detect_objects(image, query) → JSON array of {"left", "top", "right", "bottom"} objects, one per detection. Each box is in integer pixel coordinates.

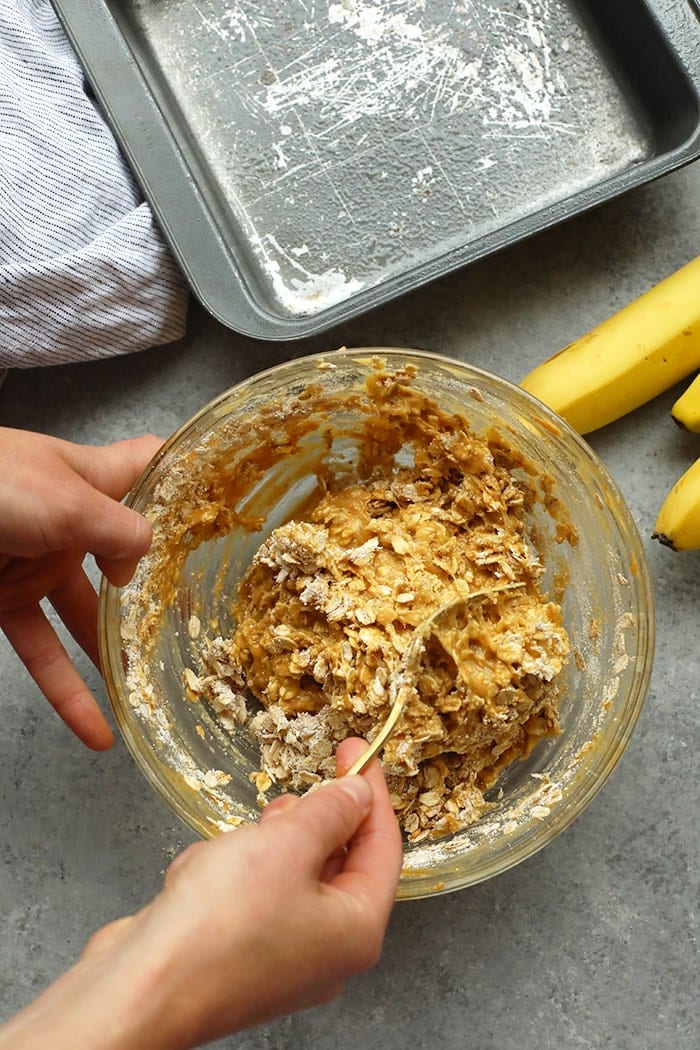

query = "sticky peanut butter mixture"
[{"left": 194, "top": 368, "right": 570, "bottom": 842}]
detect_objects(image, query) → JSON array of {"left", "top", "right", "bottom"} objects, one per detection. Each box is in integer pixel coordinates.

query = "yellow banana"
[
  {"left": 670, "top": 371, "right": 700, "bottom": 433},
  {"left": 520, "top": 255, "right": 700, "bottom": 434},
  {"left": 652, "top": 456, "right": 700, "bottom": 552}
]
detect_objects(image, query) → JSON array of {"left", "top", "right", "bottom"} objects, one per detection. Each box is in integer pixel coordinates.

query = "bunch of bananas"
[{"left": 520, "top": 255, "right": 700, "bottom": 551}]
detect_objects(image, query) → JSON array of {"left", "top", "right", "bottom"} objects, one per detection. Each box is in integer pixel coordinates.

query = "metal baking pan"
[{"left": 53, "top": 0, "right": 700, "bottom": 341}]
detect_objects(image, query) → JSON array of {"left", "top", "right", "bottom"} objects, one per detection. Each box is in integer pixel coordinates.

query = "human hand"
[
  {"left": 0, "top": 739, "right": 403, "bottom": 1049},
  {"left": 0, "top": 427, "right": 161, "bottom": 749}
]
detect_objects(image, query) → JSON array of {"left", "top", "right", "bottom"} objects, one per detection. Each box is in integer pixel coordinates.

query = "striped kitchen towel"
[{"left": 0, "top": 0, "right": 189, "bottom": 368}]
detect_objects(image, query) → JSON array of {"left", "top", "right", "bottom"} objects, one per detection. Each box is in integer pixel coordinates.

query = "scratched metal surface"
[
  {"left": 113, "top": 0, "right": 650, "bottom": 316},
  {"left": 53, "top": 0, "right": 698, "bottom": 336}
]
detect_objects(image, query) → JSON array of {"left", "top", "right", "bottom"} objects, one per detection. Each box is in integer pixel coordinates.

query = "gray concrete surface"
[{"left": 0, "top": 160, "right": 698, "bottom": 1049}]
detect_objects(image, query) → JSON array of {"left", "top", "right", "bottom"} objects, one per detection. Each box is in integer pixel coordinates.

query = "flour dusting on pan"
[{"left": 129, "top": 0, "right": 647, "bottom": 313}]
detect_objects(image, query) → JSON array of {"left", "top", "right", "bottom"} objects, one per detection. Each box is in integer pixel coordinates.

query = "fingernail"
[{"left": 335, "top": 775, "right": 373, "bottom": 808}]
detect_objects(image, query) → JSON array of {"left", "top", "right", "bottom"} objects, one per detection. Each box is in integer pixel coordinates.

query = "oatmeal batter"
[{"left": 196, "top": 368, "right": 570, "bottom": 842}]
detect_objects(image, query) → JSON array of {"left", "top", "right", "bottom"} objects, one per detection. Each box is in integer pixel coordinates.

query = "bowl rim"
[{"left": 99, "top": 346, "right": 655, "bottom": 899}]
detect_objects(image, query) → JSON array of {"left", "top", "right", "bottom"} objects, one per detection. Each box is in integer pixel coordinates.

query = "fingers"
[
  {"left": 49, "top": 565, "right": 100, "bottom": 667},
  {"left": 335, "top": 736, "right": 369, "bottom": 777},
  {"left": 259, "top": 793, "right": 349, "bottom": 883},
  {"left": 277, "top": 776, "right": 374, "bottom": 875},
  {"left": 257, "top": 741, "right": 402, "bottom": 908},
  {"left": 57, "top": 437, "right": 161, "bottom": 580},
  {"left": 95, "top": 545, "right": 150, "bottom": 589},
  {"left": 258, "top": 794, "right": 301, "bottom": 822},
  {"left": 67, "top": 494, "right": 153, "bottom": 583},
  {"left": 258, "top": 751, "right": 401, "bottom": 976},
  {"left": 319, "top": 846, "right": 348, "bottom": 884},
  {"left": 0, "top": 431, "right": 159, "bottom": 567},
  {"left": 331, "top": 737, "right": 403, "bottom": 914},
  {"left": 0, "top": 603, "right": 114, "bottom": 750},
  {"left": 61, "top": 435, "right": 163, "bottom": 502}
]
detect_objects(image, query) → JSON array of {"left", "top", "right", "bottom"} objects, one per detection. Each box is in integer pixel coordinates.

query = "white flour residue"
[
  {"left": 250, "top": 233, "right": 364, "bottom": 313},
  {"left": 186, "top": 3, "right": 250, "bottom": 44},
  {"left": 261, "top": 0, "right": 568, "bottom": 138},
  {"left": 147, "top": 0, "right": 648, "bottom": 316},
  {"left": 271, "top": 142, "right": 289, "bottom": 169},
  {"left": 219, "top": 7, "right": 248, "bottom": 42},
  {"left": 328, "top": 0, "right": 425, "bottom": 43},
  {"left": 412, "top": 166, "right": 436, "bottom": 200}
]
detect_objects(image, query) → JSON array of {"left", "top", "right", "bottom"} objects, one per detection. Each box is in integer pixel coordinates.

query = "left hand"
[{"left": 0, "top": 427, "right": 161, "bottom": 749}]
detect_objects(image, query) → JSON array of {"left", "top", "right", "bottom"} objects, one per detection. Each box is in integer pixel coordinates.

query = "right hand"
[{"left": 0, "top": 739, "right": 403, "bottom": 1050}]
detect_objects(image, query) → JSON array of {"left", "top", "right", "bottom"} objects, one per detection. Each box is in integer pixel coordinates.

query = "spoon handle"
[
  {"left": 344, "top": 680, "right": 412, "bottom": 776},
  {"left": 341, "top": 582, "right": 524, "bottom": 777}
]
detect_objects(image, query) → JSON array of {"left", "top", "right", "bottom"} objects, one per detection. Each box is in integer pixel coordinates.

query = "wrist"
[{"left": 0, "top": 928, "right": 191, "bottom": 1050}]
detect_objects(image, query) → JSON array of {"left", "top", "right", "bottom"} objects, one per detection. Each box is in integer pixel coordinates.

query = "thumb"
[
  {"left": 276, "top": 777, "right": 374, "bottom": 873},
  {"left": 61, "top": 435, "right": 163, "bottom": 502},
  {"left": 61, "top": 439, "right": 160, "bottom": 583},
  {"left": 64, "top": 485, "right": 154, "bottom": 586}
]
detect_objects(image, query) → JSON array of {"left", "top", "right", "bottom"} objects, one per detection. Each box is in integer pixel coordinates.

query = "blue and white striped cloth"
[{"left": 0, "top": 0, "right": 189, "bottom": 368}]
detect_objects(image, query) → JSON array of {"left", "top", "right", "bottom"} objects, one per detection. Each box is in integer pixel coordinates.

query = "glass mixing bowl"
[{"left": 99, "top": 348, "right": 654, "bottom": 900}]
